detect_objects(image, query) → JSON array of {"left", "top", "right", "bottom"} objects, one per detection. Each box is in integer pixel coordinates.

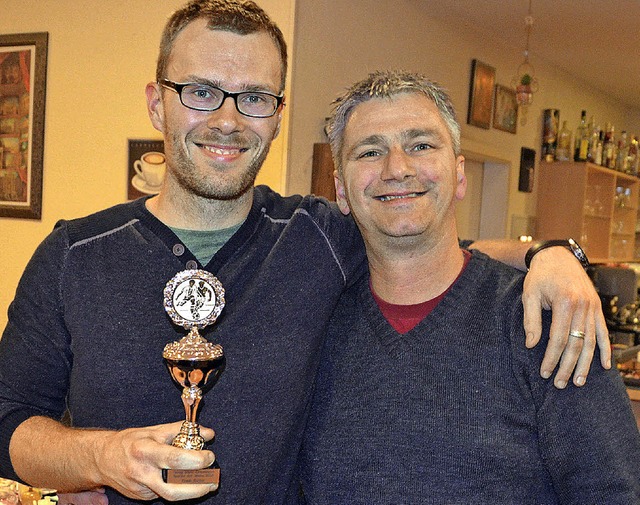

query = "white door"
[
  {"left": 455, "top": 159, "right": 483, "bottom": 241},
  {"left": 455, "top": 158, "right": 510, "bottom": 241}
]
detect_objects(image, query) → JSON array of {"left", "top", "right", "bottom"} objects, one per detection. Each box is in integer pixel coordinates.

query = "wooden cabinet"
[
  {"left": 536, "top": 161, "right": 640, "bottom": 263},
  {"left": 311, "top": 143, "right": 336, "bottom": 201}
]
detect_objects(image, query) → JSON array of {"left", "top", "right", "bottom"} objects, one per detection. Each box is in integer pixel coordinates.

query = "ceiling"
[{"left": 422, "top": 0, "right": 640, "bottom": 109}]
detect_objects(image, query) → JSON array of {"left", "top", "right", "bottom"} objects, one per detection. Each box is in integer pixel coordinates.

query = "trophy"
[{"left": 162, "top": 269, "right": 226, "bottom": 485}]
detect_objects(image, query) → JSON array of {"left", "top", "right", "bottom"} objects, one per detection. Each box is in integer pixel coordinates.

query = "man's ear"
[
  {"left": 334, "top": 170, "right": 351, "bottom": 215},
  {"left": 455, "top": 155, "right": 467, "bottom": 201},
  {"left": 146, "top": 82, "right": 165, "bottom": 133}
]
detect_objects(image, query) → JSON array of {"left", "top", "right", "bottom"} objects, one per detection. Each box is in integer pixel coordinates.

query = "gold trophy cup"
[{"left": 162, "top": 270, "right": 226, "bottom": 485}]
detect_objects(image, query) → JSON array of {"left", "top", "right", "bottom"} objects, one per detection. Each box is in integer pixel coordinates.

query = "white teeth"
[
  {"left": 378, "top": 193, "right": 421, "bottom": 202},
  {"left": 203, "top": 145, "right": 239, "bottom": 155}
]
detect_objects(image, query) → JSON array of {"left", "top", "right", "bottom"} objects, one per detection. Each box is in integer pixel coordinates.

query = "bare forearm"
[
  {"left": 9, "top": 416, "right": 106, "bottom": 492},
  {"left": 9, "top": 416, "right": 217, "bottom": 501},
  {"left": 467, "top": 239, "right": 529, "bottom": 271}
]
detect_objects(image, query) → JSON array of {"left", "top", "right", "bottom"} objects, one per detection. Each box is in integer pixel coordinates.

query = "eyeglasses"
[{"left": 159, "top": 79, "right": 284, "bottom": 118}]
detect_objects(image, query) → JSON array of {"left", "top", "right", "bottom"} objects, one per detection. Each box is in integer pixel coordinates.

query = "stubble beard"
[{"left": 166, "top": 128, "right": 271, "bottom": 201}]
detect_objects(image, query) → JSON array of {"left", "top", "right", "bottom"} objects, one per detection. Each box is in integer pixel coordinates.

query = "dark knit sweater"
[
  {"left": 299, "top": 252, "right": 640, "bottom": 504},
  {"left": 0, "top": 186, "right": 365, "bottom": 505}
]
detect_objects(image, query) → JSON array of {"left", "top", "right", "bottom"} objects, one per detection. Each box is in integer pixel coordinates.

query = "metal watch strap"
[{"left": 524, "top": 238, "right": 590, "bottom": 270}]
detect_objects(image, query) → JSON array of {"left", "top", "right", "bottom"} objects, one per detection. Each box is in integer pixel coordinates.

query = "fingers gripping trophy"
[{"left": 162, "top": 269, "right": 226, "bottom": 485}]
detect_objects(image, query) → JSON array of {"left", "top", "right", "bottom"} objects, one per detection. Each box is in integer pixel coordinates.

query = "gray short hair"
[{"left": 326, "top": 70, "right": 461, "bottom": 171}]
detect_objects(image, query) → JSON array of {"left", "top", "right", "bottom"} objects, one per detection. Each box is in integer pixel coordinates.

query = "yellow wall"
[{"left": 0, "top": 0, "right": 295, "bottom": 330}]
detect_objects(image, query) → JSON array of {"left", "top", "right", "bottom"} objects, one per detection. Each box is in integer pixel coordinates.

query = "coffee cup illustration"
[{"left": 134, "top": 151, "right": 166, "bottom": 188}]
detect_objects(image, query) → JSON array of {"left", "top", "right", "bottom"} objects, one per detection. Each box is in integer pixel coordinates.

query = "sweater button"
[
  {"left": 186, "top": 260, "right": 198, "bottom": 270},
  {"left": 172, "top": 244, "right": 185, "bottom": 256}
]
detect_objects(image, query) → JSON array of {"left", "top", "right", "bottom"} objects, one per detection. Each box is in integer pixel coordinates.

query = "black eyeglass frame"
[{"left": 159, "top": 79, "right": 284, "bottom": 118}]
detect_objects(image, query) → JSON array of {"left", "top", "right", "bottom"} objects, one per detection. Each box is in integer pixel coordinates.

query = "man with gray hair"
[{"left": 299, "top": 70, "right": 640, "bottom": 503}]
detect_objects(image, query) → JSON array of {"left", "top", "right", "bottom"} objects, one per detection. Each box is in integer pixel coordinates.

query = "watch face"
[
  {"left": 568, "top": 238, "right": 589, "bottom": 267},
  {"left": 164, "top": 270, "right": 225, "bottom": 329}
]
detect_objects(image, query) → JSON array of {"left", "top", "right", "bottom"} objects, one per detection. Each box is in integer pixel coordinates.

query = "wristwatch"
[{"left": 524, "top": 238, "right": 590, "bottom": 270}]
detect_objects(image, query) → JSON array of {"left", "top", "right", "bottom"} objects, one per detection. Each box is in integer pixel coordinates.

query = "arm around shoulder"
[
  {"left": 466, "top": 238, "right": 529, "bottom": 270},
  {"left": 468, "top": 237, "right": 610, "bottom": 387}
]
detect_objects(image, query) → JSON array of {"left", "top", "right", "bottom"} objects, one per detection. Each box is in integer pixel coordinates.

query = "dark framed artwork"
[
  {"left": 518, "top": 147, "right": 536, "bottom": 193},
  {"left": 0, "top": 32, "right": 48, "bottom": 219},
  {"left": 127, "top": 139, "right": 165, "bottom": 200},
  {"left": 467, "top": 59, "right": 495, "bottom": 129},
  {"left": 493, "top": 84, "right": 518, "bottom": 134}
]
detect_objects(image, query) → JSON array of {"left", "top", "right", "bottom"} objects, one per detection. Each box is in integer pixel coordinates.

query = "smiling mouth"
[
  {"left": 199, "top": 144, "right": 249, "bottom": 155},
  {"left": 376, "top": 192, "right": 426, "bottom": 202}
]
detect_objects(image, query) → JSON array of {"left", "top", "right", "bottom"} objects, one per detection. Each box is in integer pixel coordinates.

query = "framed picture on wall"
[
  {"left": 127, "top": 139, "right": 165, "bottom": 200},
  {"left": 0, "top": 32, "right": 48, "bottom": 219},
  {"left": 493, "top": 84, "right": 518, "bottom": 134},
  {"left": 467, "top": 59, "right": 495, "bottom": 129}
]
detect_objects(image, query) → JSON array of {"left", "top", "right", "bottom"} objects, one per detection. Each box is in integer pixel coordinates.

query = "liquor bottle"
[
  {"left": 555, "top": 120, "right": 572, "bottom": 161},
  {"left": 594, "top": 130, "right": 604, "bottom": 165},
  {"left": 573, "top": 110, "right": 589, "bottom": 161},
  {"left": 628, "top": 135, "right": 639, "bottom": 176},
  {"left": 587, "top": 125, "right": 601, "bottom": 163},
  {"left": 616, "top": 131, "right": 629, "bottom": 172},
  {"left": 587, "top": 115, "right": 595, "bottom": 143},
  {"left": 542, "top": 109, "right": 559, "bottom": 162},
  {"left": 603, "top": 123, "right": 616, "bottom": 169}
]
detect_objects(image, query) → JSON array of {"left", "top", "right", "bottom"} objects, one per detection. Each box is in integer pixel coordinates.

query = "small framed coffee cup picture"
[{"left": 127, "top": 139, "right": 165, "bottom": 200}]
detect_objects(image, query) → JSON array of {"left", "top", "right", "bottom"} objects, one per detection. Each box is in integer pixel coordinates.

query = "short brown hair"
[{"left": 156, "top": 0, "right": 288, "bottom": 92}]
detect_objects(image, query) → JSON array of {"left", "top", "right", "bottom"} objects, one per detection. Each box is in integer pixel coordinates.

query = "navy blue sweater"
[
  {"left": 0, "top": 186, "right": 365, "bottom": 504},
  {"left": 300, "top": 252, "right": 640, "bottom": 504}
]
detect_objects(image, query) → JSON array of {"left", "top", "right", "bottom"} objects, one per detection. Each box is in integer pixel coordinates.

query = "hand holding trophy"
[{"left": 162, "top": 270, "right": 226, "bottom": 486}]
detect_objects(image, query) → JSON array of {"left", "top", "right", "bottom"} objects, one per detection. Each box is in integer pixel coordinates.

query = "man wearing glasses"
[{"left": 0, "top": 1, "right": 610, "bottom": 504}]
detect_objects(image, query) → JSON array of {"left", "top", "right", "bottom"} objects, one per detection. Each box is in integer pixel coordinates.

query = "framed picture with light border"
[
  {"left": 467, "top": 59, "right": 495, "bottom": 129},
  {"left": 0, "top": 32, "right": 48, "bottom": 219},
  {"left": 493, "top": 84, "right": 518, "bottom": 134}
]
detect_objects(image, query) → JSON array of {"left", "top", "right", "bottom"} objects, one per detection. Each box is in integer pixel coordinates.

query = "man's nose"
[
  {"left": 205, "top": 96, "right": 243, "bottom": 134},
  {"left": 381, "top": 148, "right": 416, "bottom": 181}
]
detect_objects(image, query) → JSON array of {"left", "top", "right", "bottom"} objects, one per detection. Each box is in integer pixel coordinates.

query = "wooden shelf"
[{"left": 537, "top": 161, "right": 640, "bottom": 262}]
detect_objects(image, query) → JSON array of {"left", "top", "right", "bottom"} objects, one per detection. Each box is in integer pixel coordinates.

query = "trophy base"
[{"left": 162, "top": 463, "right": 220, "bottom": 486}]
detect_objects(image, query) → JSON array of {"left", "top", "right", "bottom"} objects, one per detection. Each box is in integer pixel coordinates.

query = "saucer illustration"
[{"left": 131, "top": 174, "right": 162, "bottom": 195}]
